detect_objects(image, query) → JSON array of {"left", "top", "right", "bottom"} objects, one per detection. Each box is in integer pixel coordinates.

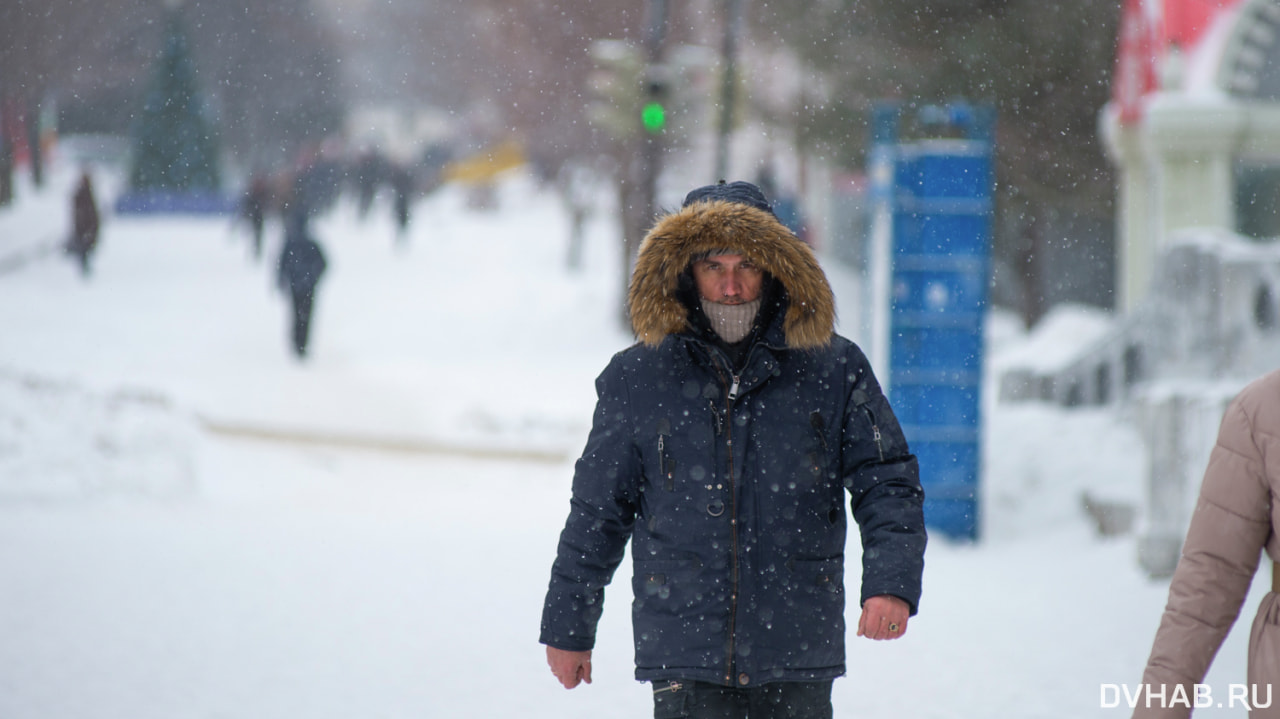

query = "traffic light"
[
  {"left": 585, "top": 39, "right": 715, "bottom": 141},
  {"left": 586, "top": 39, "right": 645, "bottom": 140},
  {"left": 642, "top": 74, "right": 669, "bottom": 134},
  {"left": 641, "top": 101, "right": 666, "bottom": 133}
]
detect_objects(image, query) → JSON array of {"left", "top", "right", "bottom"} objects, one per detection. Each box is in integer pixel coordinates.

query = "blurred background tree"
[
  {"left": 0, "top": 0, "right": 344, "bottom": 178},
  {"left": 0, "top": 0, "right": 1122, "bottom": 322},
  {"left": 128, "top": 7, "right": 220, "bottom": 192},
  {"left": 407, "top": 0, "right": 1122, "bottom": 325},
  {"left": 761, "top": 0, "right": 1122, "bottom": 325}
]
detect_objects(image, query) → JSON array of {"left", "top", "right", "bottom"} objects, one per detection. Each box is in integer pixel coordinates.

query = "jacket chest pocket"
[{"left": 643, "top": 416, "right": 717, "bottom": 495}]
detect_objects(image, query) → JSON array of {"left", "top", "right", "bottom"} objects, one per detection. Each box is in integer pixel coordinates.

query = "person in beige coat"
[{"left": 1135, "top": 368, "right": 1280, "bottom": 718}]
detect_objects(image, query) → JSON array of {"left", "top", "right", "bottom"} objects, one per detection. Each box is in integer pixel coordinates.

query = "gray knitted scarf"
[{"left": 700, "top": 297, "right": 762, "bottom": 343}]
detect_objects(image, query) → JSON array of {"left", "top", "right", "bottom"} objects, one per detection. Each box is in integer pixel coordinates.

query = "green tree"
[
  {"left": 128, "top": 8, "right": 220, "bottom": 193},
  {"left": 0, "top": 0, "right": 344, "bottom": 177}
]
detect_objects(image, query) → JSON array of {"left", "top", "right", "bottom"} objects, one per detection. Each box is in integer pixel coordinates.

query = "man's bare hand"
[
  {"left": 546, "top": 646, "right": 593, "bottom": 689},
  {"left": 857, "top": 594, "right": 911, "bottom": 641}
]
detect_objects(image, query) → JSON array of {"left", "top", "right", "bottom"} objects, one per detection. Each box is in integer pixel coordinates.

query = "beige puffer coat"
[{"left": 1135, "top": 369, "right": 1280, "bottom": 718}]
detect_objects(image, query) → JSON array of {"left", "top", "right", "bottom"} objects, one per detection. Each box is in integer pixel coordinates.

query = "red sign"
[
  {"left": 1111, "top": 0, "right": 1244, "bottom": 125},
  {"left": 1164, "top": 0, "right": 1240, "bottom": 49}
]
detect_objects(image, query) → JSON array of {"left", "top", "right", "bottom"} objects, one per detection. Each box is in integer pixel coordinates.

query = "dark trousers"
[
  {"left": 653, "top": 679, "right": 834, "bottom": 719},
  {"left": 290, "top": 287, "right": 315, "bottom": 357}
]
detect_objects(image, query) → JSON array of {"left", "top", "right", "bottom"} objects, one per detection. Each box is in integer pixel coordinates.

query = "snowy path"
[
  {"left": 0, "top": 164, "right": 1265, "bottom": 717},
  {"left": 2, "top": 430, "right": 1251, "bottom": 719}
]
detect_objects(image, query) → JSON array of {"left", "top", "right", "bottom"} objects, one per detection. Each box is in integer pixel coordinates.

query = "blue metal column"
[{"left": 888, "top": 103, "right": 993, "bottom": 541}]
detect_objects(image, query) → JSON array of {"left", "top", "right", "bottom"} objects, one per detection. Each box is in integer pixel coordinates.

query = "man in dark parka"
[
  {"left": 276, "top": 209, "right": 327, "bottom": 358},
  {"left": 540, "top": 181, "right": 927, "bottom": 718}
]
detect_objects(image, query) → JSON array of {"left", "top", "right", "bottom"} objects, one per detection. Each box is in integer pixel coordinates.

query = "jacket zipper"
[
  {"left": 724, "top": 386, "right": 739, "bottom": 685},
  {"left": 708, "top": 354, "right": 741, "bottom": 685},
  {"left": 657, "top": 418, "right": 675, "bottom": 490},
  {"left": 702, "top": 342, "right": 754, "bottom": 685},
  {"left": 860, "top": 405, "right": 885, "bottom": 461},
  {"left": 658, "top": 433, "right": 675, "bottom": 491},
  {"left": 653, "top": 680, "right": 683, "bottom": 695}
]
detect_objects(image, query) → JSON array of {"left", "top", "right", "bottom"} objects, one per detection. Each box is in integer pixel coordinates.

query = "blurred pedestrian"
[
  {"left": 757, "top": 166, "right": 808, "bottom": 244},
  {"left": 354, "top": 150, "right": 383, "bottom": 220},
  {"left": 240, "top": 174, "right": 271, "bottom": 260},
  {"left": 557, "top": 160, "right": 594, "bottom": 270},
  {"left": 69, "top": 169, "right": 100, "bottom": 277},
  {"left": 0, "top": 133, "right": 13, "bottom": 206},
  {"left": 1133, "top": 368, "right": 1280, "bottom": 718},
  {"left": 388, "top": 164, "right": 412, "bottom": 242},
  {"left": 275, "top": 209, "right": 327, "bottom": 359}
]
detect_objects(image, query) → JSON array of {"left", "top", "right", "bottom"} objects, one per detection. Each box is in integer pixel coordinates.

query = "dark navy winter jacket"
[{"left": 540, "top": 193, "right": 926, "bottom": 688}]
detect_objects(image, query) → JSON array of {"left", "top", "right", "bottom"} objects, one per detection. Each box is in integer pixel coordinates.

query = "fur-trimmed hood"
[{"left": 628, "top": 199, "right": 836, "bottom": 350}]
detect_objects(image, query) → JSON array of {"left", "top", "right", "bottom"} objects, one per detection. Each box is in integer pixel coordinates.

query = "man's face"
[{"left": 692, "top": 254, "right": 763, "bottom": 305}]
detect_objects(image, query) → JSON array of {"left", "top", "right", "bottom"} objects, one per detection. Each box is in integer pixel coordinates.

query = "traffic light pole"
[
  {"left": 637, "top": 0, "right": 667, "bottom": 246},
  {"left": 620, "top": 0, "right": 668, "bottom": 327},
  {"left": 714, "top": 0, "right": 743, "bottom": 181}
]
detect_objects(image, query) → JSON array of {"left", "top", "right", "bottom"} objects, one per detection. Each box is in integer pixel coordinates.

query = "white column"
[
  {"left": 1144, "top": 97, "right": 1244, "bottom": 237},
  {"left": 1103, "top": 97, "right": 1245, "bottom": 313},
  {"left": 1100, "top": 109, "right": 1155, "bottom": 313}
]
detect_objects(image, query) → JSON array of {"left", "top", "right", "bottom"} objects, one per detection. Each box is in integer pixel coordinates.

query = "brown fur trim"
[{"left": 628, "top": 200, "right": 835, "bottom": 349}]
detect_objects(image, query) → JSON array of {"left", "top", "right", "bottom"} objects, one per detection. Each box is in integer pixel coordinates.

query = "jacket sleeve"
[
  {"left": 1134, "top": 399, "right": 1272, "bottom": 719},
  {"left": 841, "top": 348, "right": 927, "bottom": 615},
  {"left": 540, "top": 354, "right": 641, "bottom": 651}
]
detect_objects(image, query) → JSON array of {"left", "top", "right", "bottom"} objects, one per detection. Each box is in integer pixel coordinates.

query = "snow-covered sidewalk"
[{"left": 0, "top": 164, "right": 1262, "bottom": 717}]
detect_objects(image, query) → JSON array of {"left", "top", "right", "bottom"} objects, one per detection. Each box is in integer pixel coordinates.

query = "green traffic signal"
[{"left": 641, "top": 102, "right": 666, "bottom": 133}]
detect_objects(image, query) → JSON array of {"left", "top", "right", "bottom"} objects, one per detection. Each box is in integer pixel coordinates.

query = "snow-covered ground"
[{"left": 0, "top": 159, "right": 1265, "bottom": 718}]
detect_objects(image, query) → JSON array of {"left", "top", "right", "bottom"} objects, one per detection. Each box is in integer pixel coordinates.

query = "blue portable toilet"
[{"left": 878, "top": 102, "right": 994, "bottom": 541}]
